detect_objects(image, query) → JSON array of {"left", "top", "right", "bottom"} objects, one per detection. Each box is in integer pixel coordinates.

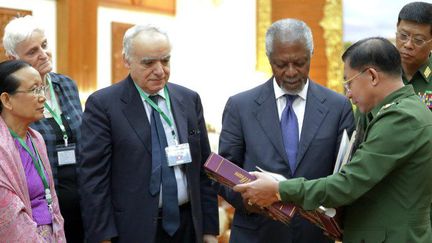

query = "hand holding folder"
[
  {"left": 204, "top": 153, "right": 297, "bottom": 224},
  {"left": 204, "top": 127, "right": 357, "bottom": 241}
]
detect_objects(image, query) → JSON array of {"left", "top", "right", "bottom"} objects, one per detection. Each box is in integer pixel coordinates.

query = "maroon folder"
[
  {"left": 205, "top": 152, "right": 342, "bottom": 240},
  {"left": 204, "top": 152, "right": 296, "bottom": 223}
]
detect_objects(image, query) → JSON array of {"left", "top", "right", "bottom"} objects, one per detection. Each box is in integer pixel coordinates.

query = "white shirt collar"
[
  {"left": 139, "top": 86, "right": 166, "bottom": 100},
  {"left": 272, "top": 77, "right": 309, "bottom": 101}
]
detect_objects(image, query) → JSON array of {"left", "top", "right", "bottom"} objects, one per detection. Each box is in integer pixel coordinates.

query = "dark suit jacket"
[
  {"left": 78, "top": 76, "right": 219, "bottom": 243},
  {"left": 217, "top": 78, "right": 355, "bottom": 243}
]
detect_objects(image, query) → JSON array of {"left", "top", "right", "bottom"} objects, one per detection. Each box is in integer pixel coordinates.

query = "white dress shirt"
[{"left": 273, "top": 78, "right": 309, "bottom": 139}]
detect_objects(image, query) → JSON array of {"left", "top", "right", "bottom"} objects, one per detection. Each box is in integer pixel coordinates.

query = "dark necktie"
[
  {"left": 281, "top": 94, "right": 299, "bottom": 173},
  {"left": 148, "top": 95, "right": 180, "bottom": 236}
]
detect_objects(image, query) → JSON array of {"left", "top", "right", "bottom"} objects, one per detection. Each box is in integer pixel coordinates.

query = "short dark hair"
[
  {"left": 397, "top": 2, "right": 432, "bottom": 34},
  {"left": 342, "top": 37, "right": 402, "bottom": 77},
  {"left": 0, "top": 60, "right": 31, "bottom": 112}
]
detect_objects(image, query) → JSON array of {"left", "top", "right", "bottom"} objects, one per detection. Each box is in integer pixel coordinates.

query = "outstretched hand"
[{"left": 233, "top": 171, "right": 280, "bottom": 207}]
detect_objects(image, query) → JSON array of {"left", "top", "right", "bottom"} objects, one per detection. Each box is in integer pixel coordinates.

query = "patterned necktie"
[
  {"left": 149, "top": 95, "right": 180, "bottom": 236},
  {"left": 281, "top": 94, "right": 299, "bottom": 173}
]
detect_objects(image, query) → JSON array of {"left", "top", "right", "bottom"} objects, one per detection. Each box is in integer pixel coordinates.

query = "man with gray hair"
[
  {"left": 215, "top": 18, "right": 354, "bottom": 243},
  {"left": 78, "top": 24, "right": 219, "bottom": 243},
  {"left": 234, "top": 36, "right": 432, "bottom": 243}
]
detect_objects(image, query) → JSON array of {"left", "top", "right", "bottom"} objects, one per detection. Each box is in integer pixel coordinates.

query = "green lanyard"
[
  {"left": 44, "top": 74, "right": 68, "bottom": 146},
  {"left": 9, "top": 129, "right": 53, "bottom": 210},
  {"left": 133, "top": 83, "right": 177, "bottom": 143}
]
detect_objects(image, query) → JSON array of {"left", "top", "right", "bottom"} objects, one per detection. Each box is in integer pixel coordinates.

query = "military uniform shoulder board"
[
  {"left": 377, "top": 102, "right": 396, "bottom": 116},
  {"left": 424, "top": 66, "right": 431, "bottom": 79}
]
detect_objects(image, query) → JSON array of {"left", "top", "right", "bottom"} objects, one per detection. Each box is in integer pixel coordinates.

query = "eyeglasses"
[
  {"left": 395, "top": 31, "right": 432, "bottom": 47},
  {"left": 13, "top": 85, "right": 49, "bottom": 97},
  {"left": 343, "top": 68, "right": 369, "bottom": 93}
]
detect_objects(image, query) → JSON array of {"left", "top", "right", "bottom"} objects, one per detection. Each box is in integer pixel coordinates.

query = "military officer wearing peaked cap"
[{"left": 234, "top": 37, "right": 432, "bottom": 243}]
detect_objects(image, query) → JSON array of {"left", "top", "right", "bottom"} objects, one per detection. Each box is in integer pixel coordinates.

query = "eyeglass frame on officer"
[{"left": 343, "top": 67, "right": 371, "bottom": 93}]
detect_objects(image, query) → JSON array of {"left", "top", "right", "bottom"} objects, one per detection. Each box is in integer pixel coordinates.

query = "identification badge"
[
  {"left": 56, "top": 143, "right": 76, "bottom": 166},
  {"left": 165, "top": 143, "right": 192, "bottom": 166}
]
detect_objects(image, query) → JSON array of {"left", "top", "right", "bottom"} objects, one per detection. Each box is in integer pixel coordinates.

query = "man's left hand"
[
  {"left": 203, "top": 234, "right": 218, "bottom": 243},
  {"left": 233, "top": 171, "right": 280, "bottom": 207}
]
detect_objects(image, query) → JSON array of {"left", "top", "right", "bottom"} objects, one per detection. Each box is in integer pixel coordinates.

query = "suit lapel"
[
  {"left": 166, "top": 84, "right": 188, "bottom": 144},
  {"left": 166, "top": 84, "right": 191, "bottom": 177},
  {"left": 254, "top": 79, "right": 288, "bottom": 162},
  {"left": 297, "top": 81, "right": 329, "bottom": 164},
  {"left": 121, "top": 77, "right": 152, "bottom": 154}
]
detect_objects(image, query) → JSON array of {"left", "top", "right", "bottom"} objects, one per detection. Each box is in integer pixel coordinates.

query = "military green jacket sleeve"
[{"left": 279, "top": 86, "right": 432, "bottom": 242}]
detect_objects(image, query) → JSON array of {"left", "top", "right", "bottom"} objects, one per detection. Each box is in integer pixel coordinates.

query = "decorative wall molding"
[
  {"left": 319, "top": 0, "right": 343, "bottom": 93},
  {"left": 256, "top": 0, "right": 272, "bottom": 75}
]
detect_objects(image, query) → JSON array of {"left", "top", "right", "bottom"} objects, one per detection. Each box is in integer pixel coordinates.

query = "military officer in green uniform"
[
  {"left": 354, "top": 2, "right": 432, "bottom": 227},
  {"left": 233, "top": 37, "right": 432, "bottom": 243},
  {"left": 397, "top": 1, "right": 432, "bottom": 228},
  {"left": 396, "top": 2, "right": 432, "bottom": 108},
  {"left": 354, "top": 2, "right": 432, "bottom": 119}
]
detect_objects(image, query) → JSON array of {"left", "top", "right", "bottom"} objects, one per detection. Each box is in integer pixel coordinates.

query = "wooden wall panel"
[
  {"left": 56, "top": 0, "right": 97, "bottom": 93},
  {"left": 100, "top": 0, "right": 175, "bottom": 15},
  {"left": 271, "top": 0, "right": 327, "bottom": 86},
  {"left": 0, "top": 8, "right": 32, "bottom": 62},
  {"left": 112, "top": 22, "right": 133, "bottom": 84}
]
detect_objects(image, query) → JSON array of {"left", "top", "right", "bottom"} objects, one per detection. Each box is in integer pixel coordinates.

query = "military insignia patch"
[
  {"left": 419, "top": 91, "right": 432, "bottom": 109},
  {"left": 382, "top": 103, "right": 393, "bottom": 110},
  {"left": 424, "top": 66, "right": 431, "bottom": 79},
  {"left": 377, "top": 102, "right": 395, "bottom": 116}
]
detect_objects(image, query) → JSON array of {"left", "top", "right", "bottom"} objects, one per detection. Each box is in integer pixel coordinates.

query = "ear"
[
  {"left": 123, "top": 54, "right": 131, "bottom": 69},
  {"left": 7, "top": 54, "right": 18, "bottom": 60},
  {"left": 427, "top": 39, "right": 432, "bottom": 53},
  {"left": 0, "top": 92, "right": 13, "bottom": 111},
  {"left": 369, "top": 68, "right": 380, "bottom": 86}
]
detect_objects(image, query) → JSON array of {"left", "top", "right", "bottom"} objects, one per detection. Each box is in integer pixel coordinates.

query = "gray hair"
[
  {"left": 265, "top": 18, "right": 314, "bottom": 57},
  {"left": 122, "top": 24, "right": 171, "bottom": 62},
  {"left": 2, "top": 15, "right": 45, "bottom": 57}
]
